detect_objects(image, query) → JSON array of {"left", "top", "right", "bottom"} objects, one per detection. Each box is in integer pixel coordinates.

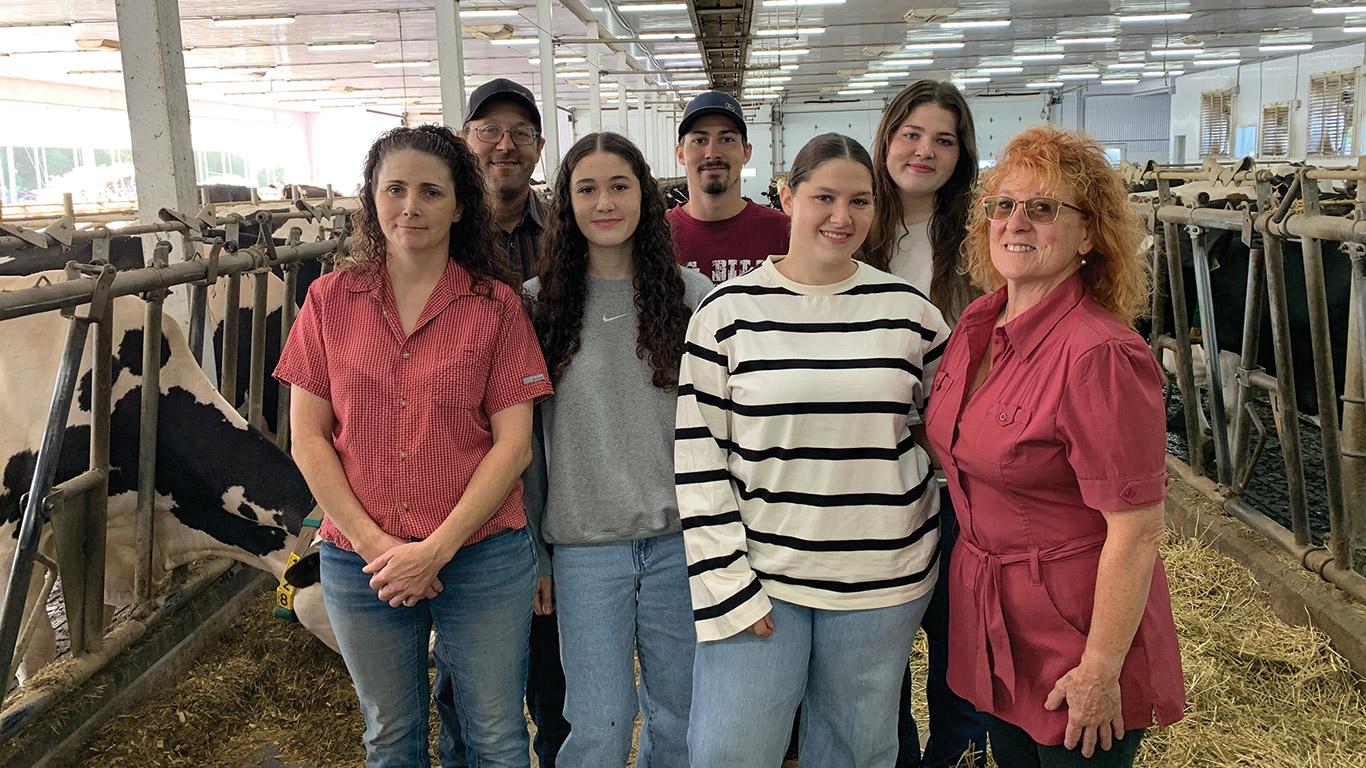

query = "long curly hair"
[
  {"left": 533, "top": 132, "right": 691, "bottom": 389},
  {"left": 346, "top": 124, "right": 516, "bottom": 296},
  {"left": 866, "top": 80, "right": 981, "bottom": 321},
  {"left": 962, "top": 125, "right": 1150, "bottom": 326}
]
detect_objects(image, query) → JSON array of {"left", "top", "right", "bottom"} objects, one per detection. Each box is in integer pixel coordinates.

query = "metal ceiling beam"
[{"left": 688, "top": 0, "right": 753, "bottom": 94}]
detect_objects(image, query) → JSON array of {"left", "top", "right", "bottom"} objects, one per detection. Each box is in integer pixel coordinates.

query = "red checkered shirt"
[{"left": 274, "top": 259, "right": 553, "bottom": 551}]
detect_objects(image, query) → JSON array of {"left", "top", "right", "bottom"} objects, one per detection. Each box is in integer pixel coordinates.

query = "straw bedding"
[{"left": 72, "top": 529, "right": 1365, "bottom": 767}]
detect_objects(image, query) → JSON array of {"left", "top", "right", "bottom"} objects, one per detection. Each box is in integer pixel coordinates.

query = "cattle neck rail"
[
  {"left": 1130, "top": 159, "right": 1366, "bottom": 604},
  {"left": 0, "top": 232, "right": 345, "bottom": 748}
]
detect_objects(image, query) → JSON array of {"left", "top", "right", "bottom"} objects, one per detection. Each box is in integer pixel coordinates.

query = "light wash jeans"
[
  {"left": 319, "top": 528, "right": 536, "bottom": 768},
  {"left": 552, "top": 532, "right": 695, "bottom": 768},
  {"left": 689, "top": 592, "right": 933, "bottom": 768}
]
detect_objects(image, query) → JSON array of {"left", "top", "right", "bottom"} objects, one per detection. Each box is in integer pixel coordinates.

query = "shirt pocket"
[
  {"left": 434, "top": 345, "right": 492, "bottom": 409},
  {"left": 979, "top": 399, "right": 1032, "bottom": 464}
]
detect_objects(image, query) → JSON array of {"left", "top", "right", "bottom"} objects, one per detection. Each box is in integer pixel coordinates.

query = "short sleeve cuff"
[
  {"left": 1077, "top": 471, "right": 1167, "bottom": 511},
  {"left": 273, "top": 365, "right": 330, "bottom": 402}
]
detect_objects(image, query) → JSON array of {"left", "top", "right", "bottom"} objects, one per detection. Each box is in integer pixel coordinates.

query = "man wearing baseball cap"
[
  {"left": 460, "top": 77, "right": 550, "bottom": 282},
  {"left": 431, "top": 78, "right": 570, "bottom": 768},
  {"left": 668, "top": 90, "right": 790, "bottom": 284}
]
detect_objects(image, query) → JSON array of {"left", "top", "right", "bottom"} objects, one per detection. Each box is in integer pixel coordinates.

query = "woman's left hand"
[
  {"left": 363, "top": 540, "right": 446, "bottom": 607},
  {"left": 1044, "top": 664, "right": 1125, "bottom": 757}
]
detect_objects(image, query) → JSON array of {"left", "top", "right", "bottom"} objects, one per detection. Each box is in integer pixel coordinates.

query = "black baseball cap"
[
  {"left": 678, "top": 90, "right": 747, "bottom": 142},
  {"left": 464, "top": 78, "right": 542, "bottom": 130}
]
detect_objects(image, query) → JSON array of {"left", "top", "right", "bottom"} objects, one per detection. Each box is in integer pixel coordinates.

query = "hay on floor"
[{"left": 76, "top": 528, "right": 1366, "bottom": 767}]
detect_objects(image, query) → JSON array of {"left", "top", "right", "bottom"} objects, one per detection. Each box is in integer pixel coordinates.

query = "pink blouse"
[{"left": 924, "top": 274, "right": 1185, "bottom": 744}]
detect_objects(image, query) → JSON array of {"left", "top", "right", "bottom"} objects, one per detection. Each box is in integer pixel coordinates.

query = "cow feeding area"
[{"left": 64, "top": 531, "right": 1366, "bottom": 768}]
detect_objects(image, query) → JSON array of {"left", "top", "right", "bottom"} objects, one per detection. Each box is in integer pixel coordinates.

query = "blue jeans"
[
  {"left": 898, "top": 488, "right": 987, "bottom": 768},
  {"left": 319, "top": 529, "right": 535, "bottom": 768},
  {"left": 689, "top": 593, "right": 933, "bottom": 768},
  {"left": 553, "top": 533, "right": 694, "bottom": 768}
]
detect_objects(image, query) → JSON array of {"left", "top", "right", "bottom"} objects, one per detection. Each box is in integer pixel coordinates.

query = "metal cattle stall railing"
[
  {"left": 0, "top": 200, "right": 349, "bottom": 744},
  {"left": 1129, "top": 157, "right": 1366, "bottom": 605}
]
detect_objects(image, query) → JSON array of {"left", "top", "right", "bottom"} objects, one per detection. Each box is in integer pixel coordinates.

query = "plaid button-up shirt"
[
  {"left": 274, "top": 259, "right": 554, "bottom": 550},
  {"left": 503, "top": 191, "right": 546, "bottom": 282}
]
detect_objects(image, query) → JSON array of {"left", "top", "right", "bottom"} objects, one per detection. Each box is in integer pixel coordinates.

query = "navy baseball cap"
[
  {"left": 678, "top": 90, "right": 747, "bottom": 142},
  {"left": 464, "top": 78, "right": 542, "bottom": 130}
]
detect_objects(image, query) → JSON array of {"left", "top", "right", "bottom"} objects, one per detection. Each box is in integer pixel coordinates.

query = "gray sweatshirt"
[{"left": 523, "top": 269, "right": 714, "bottom": 575}]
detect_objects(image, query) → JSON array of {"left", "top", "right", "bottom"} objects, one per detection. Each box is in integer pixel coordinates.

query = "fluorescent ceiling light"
[
  {"left": 640, "top": 32, "right": 695, "bottom": 40},
  {"left": 654, "top": 52, "right": 702, "bottom": 59},
  {"left": 854, "top": 80, "right": 890, "bottom": 88},
  {"left": 66, "top": 69, "right": 121, "bottom": 75},
  {"left": 1120, "top": 12, "right": 1192, "bottom": 22},
  {"left": 1057, "top": 72, "right": 1099, "bottom": 80},
  {"left": 1013, "top": 53, "right": 1065, "bottom": 61},
  {"left": 1150, "top": 48, "right": 1201, "bottom": 56},
  {"left": 1312, "top": 5, "right": 1366, "bottom": 14},
  {"left": 757, "top": 27, "right": 825, "bottom": 36},
  {"left": 751, "top": 48, "right": 809, "bottom": 57},
  {"left": 1348, "top": 26, "right": 1366, "bottom": 32},
  {"left": 1102, "top": 78, "right": 1140, "bottom": 84},
  {"left": 490, "top": 37, "right": 539, "bottom": 45},
  {"left": 213, "top": 16, "right": 295, "bottom": 27},
  {"left": 838, "top": 89, "right": 875, "bottom": 95},
  {"left": 1107, "top": 62, "right": 1146, "bottom": 70},
  {"left": 1259, "top": 44, "right": 1313, "bottom": 52},
  {"left": 308, "top": 41, "right": 376, "bottom": 51},
  {"left": 748, "top": 76, "right": 792, "bottom": 83},
  {"left": 904, "top": 42, "right": 965, "bottom": 50},
  {"left": 555, "top": 71, "right": 591, "bottom": 78},
  {"left": 1195, "top": 58, "right": 1242, "bottom": 66},
  {"left": 458, "top": 10, "right": 520, "bottom": 19},
  {"left": 1027, "top": 81, "right": 1063, "bottom": 88},
  {"left": 763, "top": 0, "right": 845, "bottom": 5},
  {"left": 779, "top": 63, "right": 800, "bottom": 70},
  {"left": 1056, "top": 36, "right": 1115, "bottom": 45},
  {"left": 1141, "top": 70, "right": 1174, "bottom": 77},
  {"left": 375, "top": 61, "right": 431, "bottom": 68},
  {"left": 877, "top": 58, "right": 935, "bottom": 67},
  {"left": 618, "top": 2, "right": 688, "bottom": 10},
  {"left": 952, "top": 76, "right": 991, "bottom": 83},
  {"left": 978, "top": 66, "right": 1022, "bottom": 73},
  {"left": 940, "top": 20, "right": 1011, "bottom": 28},
  {"left": 529, "top": 56, "right": 587, "bottom": 65}
]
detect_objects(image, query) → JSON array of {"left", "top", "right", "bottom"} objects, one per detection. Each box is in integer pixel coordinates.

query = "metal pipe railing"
[{"left": 1186, "top": 225, "right": 1234, "bottom": 485}]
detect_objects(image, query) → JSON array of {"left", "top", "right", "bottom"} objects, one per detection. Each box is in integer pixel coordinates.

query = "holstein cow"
[{"left": 0, "top": 272, "right": 335, "bottom": 681}]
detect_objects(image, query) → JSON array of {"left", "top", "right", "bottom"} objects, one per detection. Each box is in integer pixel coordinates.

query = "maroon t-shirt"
[{"left": 667, "top": 199, "right": 791, "bottom": 284}]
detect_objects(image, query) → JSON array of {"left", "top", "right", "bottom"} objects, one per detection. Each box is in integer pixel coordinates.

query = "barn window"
[
  {"left": 1307, "top": 69, "right": 1357, "bottom": 157},
  {"left": 1260, "top": 102, "right": 1291, "bottom": 158},
  {"left": 1199, "top": 89, "right": 1233, "bottom": 157}
]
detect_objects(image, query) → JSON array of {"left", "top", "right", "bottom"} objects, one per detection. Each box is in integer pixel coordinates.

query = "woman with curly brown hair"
[
  {"left": 525, "top": 132, "right": 712, "bottom": 768},
  {"left": 275, "top": 124, "right": 551, "bottom": 768},
  {"left": 924, "top": 125, "right": 1184, "bottom": 767}
]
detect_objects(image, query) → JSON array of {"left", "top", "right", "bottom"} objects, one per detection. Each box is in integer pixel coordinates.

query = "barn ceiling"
[{"left": 0, "top": 1, "right": 1362, "bottom": 117}]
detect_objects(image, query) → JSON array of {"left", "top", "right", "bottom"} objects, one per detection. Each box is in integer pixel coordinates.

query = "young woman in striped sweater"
[{"left": 676, "top": 133, "right": 952, "bottom": 767}]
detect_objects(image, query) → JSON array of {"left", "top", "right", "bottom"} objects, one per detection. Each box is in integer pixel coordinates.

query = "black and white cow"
[{"left": 0, "top": 272, "right": 334, "bottom": 680}]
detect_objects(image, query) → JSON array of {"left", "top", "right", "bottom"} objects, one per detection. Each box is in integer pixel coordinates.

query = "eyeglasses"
[
  {"left": 981, "top": 196, "right": 1088, "bottom": 224},
  {"left": 468, "top": 124, "right": 540, "bottom": 146}
]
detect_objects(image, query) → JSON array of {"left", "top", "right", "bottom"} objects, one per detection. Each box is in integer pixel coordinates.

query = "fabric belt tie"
[{"left": 957, "top": 531, "right": 1110, "bottom": 707}]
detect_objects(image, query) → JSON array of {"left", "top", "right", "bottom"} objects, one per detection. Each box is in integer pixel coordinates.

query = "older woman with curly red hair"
[{"left": 923, "top": 125, "right": 1185, "bottom": 767}]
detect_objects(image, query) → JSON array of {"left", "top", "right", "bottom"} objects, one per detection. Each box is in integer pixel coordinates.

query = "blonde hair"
[{"left": 962, "top": 125, "right": 1149, "bottom": 326}]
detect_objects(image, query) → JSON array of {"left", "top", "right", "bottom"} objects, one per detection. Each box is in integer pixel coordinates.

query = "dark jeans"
[
  {"left": 896, "top": 487, "right": 987, "bottom": 768},
  {"left": 985, "top": 714, "right": 1145, "bottom": 768},
  {"left": 435, "top": 612, "right": 570, "bottom": 768}
]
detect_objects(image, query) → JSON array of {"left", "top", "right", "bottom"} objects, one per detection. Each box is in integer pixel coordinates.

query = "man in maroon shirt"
[{"left": 668, "top": 91, "right": 790, "bottom": 284}]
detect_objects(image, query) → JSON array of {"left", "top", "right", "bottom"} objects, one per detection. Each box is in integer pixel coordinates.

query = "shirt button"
[
  {"left": 998, "top": 413, "right": 1007, "bottom": 422},
  {"left": 402, "top": 502, "right": 409, "bottom": 510},
  {"left": 400, "top": 399, "right": 407, "bottom": 407},
  {"left": 399, "top": 450, "right": 407, "bottom": 459},
  {"left": 402, "top": 351, "right": 411, "bottom": 359}
]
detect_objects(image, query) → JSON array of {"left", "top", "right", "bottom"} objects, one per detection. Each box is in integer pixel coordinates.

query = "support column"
[
  {"left": 436, "top": 0, "right": 468, "bottom": 126},
  {"left": 115, "top": 0, "right": 198, "bottom": 265},
  {"left": 538, "top": 0, "right": 560, "bottom": 179},
  {"left": 586, "top": 21, "right": 602, "bottom": 134},
  {"left": 635, "top": 92, "right": 648, "bottom": 156},
  {"left": 617, "top": 52, "right": 629, "bottom": 136}
]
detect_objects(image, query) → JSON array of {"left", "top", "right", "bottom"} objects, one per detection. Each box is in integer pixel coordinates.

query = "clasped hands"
[{"left": 359, "top": 533, "right": 445, "bottom": 607}]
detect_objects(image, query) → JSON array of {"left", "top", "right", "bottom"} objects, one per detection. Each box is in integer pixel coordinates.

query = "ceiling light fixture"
[
  {"left": 307, "top": 41, "right": 377, "bottom": 51},
  {"left": 1013, "top": 53, "right": 1065, "bottom": 61},
  {"left": 529, "top": 56, "right": 588, "bottom": 65},
  {"left": 940, "top": 20, "right": 1011, "bottom": 29},
  {"left": 1102, "top": 78, "right": 1140, "bottom": 84},
  {"left": 490, "top": 37, "right": 539, "bottom": 45},
  {"left": 951, "top": 76, "right": 991, "bottom": 84},
  {"left": 751, "top": 48, "right": 809, "bottom": 57},
  {"left": 1107, "top": 62, "right": 1146, "bottom": 69},
  {"left": 617, "top": 2, "right": 688, "bottom": 11},
  {"left": 640, "top": 32, "right": 695, "bottom": 40},
  {"left": 654, "top": 52, "right": 702, "bottom": 59},
  {"left": 1057, "top": 72, "right": 1100, "bottom": 80},
  {"left": 1119, "top": 12, "right": 1192, "bottom": 22},
  {"left": 877, "top": 58, "right": 935, "bottom": 67},
  {"left": 763, "top": 0, "right": 844, "bottom": 6},
  {"left": 1348, "top": 26, "right": 1366, "bottom": 32},
  {"left": 1259, "top": 44, "right": 1313, "bottom": 52},
  {"left": 756, "top": 27, "right": 825, "bottom": 36},
  {"left": 1027, "top": 81, "right": 1063, "bottom": 88},
  {"left": 212, "top": 16, "right": 295, "bottom": 27},
  {"left": 838, "top": 88, "right": 875, "bottom": 95},
  {"left": 457, "top": 10, "right": 521, "bottom": 19},
  {"left": 1150, "top": 48, "right": 1202, "bottom": 57},
  {"left": 904, "top": 42, "right": 966, "bottom": 50},
  {"left": 1312, "top": 5, "right": 1366, "bottom": 14},
  {"left": 374, "top": 61, "right": 431, "bottom": 68},
  {"left": 1056, "top": 36, "right": 1116, "bottom": 45},
  {"left": 977, "top": 66, "right": 1023, "bottom": 73},
  {"left": 1195, "top": 58, "right": 1242, "bottom": 66}
]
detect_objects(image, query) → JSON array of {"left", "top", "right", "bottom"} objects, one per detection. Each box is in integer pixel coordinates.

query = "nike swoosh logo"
[{"left": 603, "top": 312, "right": 629, "bottom": 322}]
